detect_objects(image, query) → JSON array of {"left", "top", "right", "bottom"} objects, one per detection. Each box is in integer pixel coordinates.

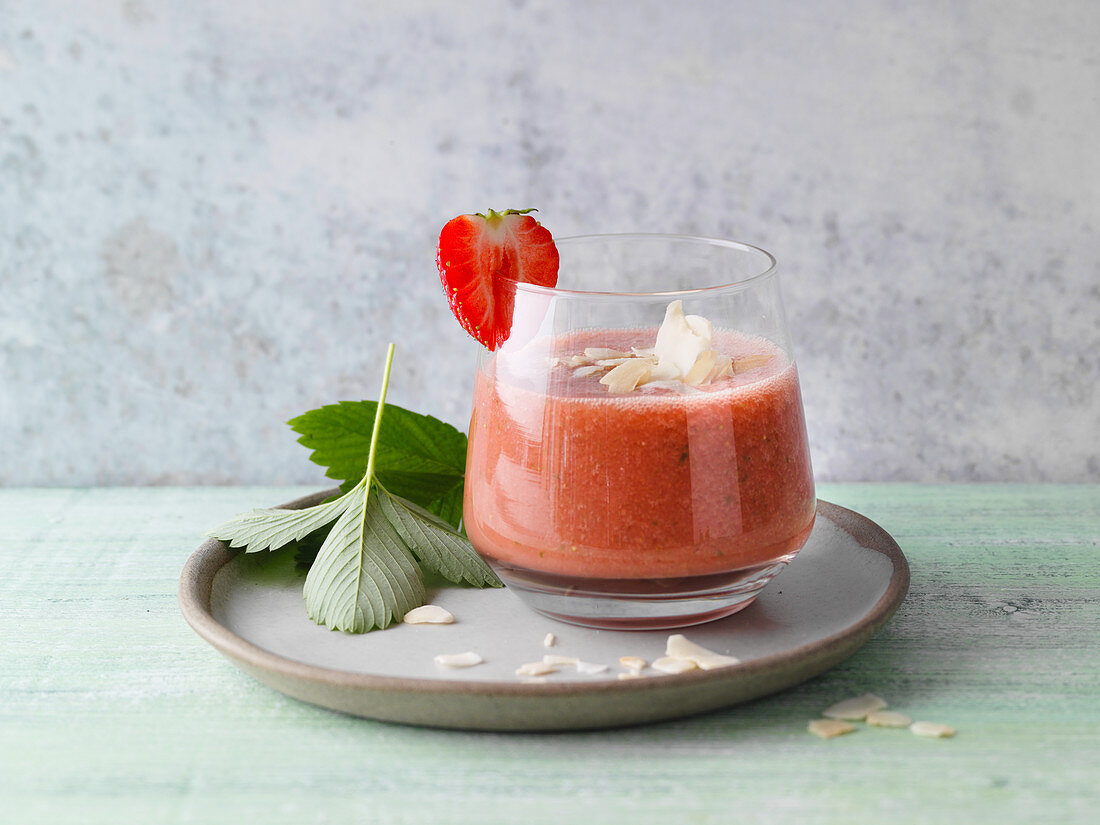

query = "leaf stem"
[{"left": 362, "top": 343, "right": 396, "bottom": 497}]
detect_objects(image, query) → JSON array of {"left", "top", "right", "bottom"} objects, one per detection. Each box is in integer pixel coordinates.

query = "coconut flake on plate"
[
  {"left": 402, "top": 605, "right": 455, "bottom": 625},
  {"left": 652, "top": 657, "right": 698, "bottom": 675},
  {"left": 433, "top": 652, "right": 483, "bottom": 668},
  {"left": 516, "top": 661, "right": 559, "bottom": 677},
  {"left": 542, "top": 655, "right": 579, "bottom": 667},
  {"left": 665, "top": 634, "right": 740, "bottom": 670}
]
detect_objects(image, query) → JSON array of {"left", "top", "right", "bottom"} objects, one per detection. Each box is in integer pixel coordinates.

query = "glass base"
[{"left": 490, "top": 556, "right": 795, "bottom": 630}]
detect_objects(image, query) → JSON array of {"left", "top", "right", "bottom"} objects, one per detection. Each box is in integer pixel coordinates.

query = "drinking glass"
[{"left": 464, "top": 235, "right": 815, "bottom": 629}]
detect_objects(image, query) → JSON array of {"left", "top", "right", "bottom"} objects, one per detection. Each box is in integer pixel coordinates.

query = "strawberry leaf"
[
  {"left": 302, "top": 485, "right": 425, "bottom": 632},
  {"left": 376, "top": 484, "right": 501, "bottom": 588},
  {"left": 287, "top": 525, "right": 330, "bottom": 569},
  {"left": 206, "top": 486, "right": 359, "bottom": 553},
  {"left": 204, "top": 344, "right": 500, "bottom": 634},
  {"left": 287, "top": 401, "right": 467, "bottom": 528}
]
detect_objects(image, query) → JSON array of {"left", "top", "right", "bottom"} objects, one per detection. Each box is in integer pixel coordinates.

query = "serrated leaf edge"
[
  {"left": 205, "top": 487, "right": 357, "bottom": 553},
  {"left": 377, "top": 484, "right": 501, "bottom": 588},
  {"left": 303, "top": 488, "right": 425, "bottom": 632},
  {"left": 288, "top": 400, "right": 467, "bottom": 488}
]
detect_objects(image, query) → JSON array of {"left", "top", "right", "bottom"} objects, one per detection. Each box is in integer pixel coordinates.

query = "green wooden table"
[{"left": 2, "top": 484, "right": 1097, "bottom": 823}]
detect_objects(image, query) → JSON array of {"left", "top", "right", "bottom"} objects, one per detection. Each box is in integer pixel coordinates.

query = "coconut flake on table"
[
  {"left": 910, "top": 721, "right": 956, "bottom": 738},
  {"left": 822, "top": 693, "right": 888, "bottom": 721},
  {"left": 808, "top": 719, "right": 857, "bottom": 739},
  {"left": 866, "top": 710, "right": 913, "bottom": 728}
]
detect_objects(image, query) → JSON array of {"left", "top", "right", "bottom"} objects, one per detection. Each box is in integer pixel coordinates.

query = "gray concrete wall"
[{"left": 2, "top": 0, "right": 1097, "bottom": 485}]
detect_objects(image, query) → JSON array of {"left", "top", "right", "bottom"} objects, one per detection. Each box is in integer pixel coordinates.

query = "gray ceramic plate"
[{"left": 180, "top": 493, "right": 908, "bottom": 731}]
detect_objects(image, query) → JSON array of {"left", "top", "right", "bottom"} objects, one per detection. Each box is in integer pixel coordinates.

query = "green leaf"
[
  {"left": 203, "top": 343, "right": 500, "bottom": 634},
  {"left": 377, "top": 484, "right": 501, "bottom": 588},
  {"left": 286, "top": 524, "right": 331, "bottom": 569},
  {"left": 287, "top": 401, "right": 468, "bottom": 527},
  {"left": 428, "top": 481, "right": 465, "bottom": 533},
  {"left": 206, "top": 487, "right": 357, "bottom": 553},
  {"left": 302, "top": 486, "right": 425, "bottom": 632},
  {"left": 300, "top": 344, "right": 430, "bottom": 633}
]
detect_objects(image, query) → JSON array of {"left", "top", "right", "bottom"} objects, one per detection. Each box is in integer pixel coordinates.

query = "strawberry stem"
[{"left": 476, "top": 207, "right": 537, "bottom": 225}]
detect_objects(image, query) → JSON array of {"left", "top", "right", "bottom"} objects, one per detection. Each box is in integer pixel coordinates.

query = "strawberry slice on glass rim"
[{"left": 436, "top": 208, "right": 559, "bottom": 350}]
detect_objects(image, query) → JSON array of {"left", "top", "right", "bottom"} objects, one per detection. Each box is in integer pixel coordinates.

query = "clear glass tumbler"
[{"left": 464, "top": 235, "right": 815, "bottom": 629}]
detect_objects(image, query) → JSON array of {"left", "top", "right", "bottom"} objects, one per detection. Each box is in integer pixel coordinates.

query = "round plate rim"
[{"left": 180, "top": 492, "right": 909, "bottom": 704}]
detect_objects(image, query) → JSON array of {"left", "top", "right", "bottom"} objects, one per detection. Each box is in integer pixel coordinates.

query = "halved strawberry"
[{"left": 436, "top": 208, "right": 559, "bottom": 350}]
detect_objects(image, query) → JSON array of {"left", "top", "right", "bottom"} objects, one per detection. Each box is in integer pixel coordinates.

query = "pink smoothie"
[{"left": 464, "top": 330, "right": 816, "bottom": 580}]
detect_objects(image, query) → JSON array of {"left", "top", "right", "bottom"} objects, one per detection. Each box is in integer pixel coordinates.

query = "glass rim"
[{"left": 514, "top": 233, "right": 779, "bottom": 299}]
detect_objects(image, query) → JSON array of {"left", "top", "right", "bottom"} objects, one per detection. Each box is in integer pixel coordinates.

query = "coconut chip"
[
  {"left": 402, "top": 605, "right": 455, "bottom": 625},
  {"left": 600, "top": 359, "right": 653, "bottom": 394},
  {"left": 543, "top": 633, "right": 556, "bottom": 648},
  {"left": 910, "top": 721, "right": 956, "bottom": 738},
  {"left": 516, "top": 661, "right": 559, "bottom": 677},
  {"left": 584, "top": 347, "right": 632, "bottom": 360},
  {"left": 732, "top": 354, "right": 773, "bottom": 374},
  {"left": 595, "top": 357, "right": 635, "bottom": 367},
  {"left": 705, "top": 353, "right": 734, "bottom": 383},
  {"left": 682, "top": 349, "right": 720, "bottom": 387},
  {"left": 573, "top": 365, "right": 603, "bottom": 378},
  {"left": 808, "top": 719, "right": 856, "bottom": 739},
  {"left": 433, "top": 651, "right": 483, "bottom": 668},
  {"left": 619, "top": 656, "right": 647, "bottom": 672},
  {"left": 538, "top": 655, "right": 608, "bottom": 675},
  {"left": 542, "top": 655, "right": 579, "bottom": 667},
  {"left": 592, "top": 301, "right": 745, "bottom": 393},
  {"left": 652, "top": 657, "right": 698, "bottom": 675},
  {"left": 822, "top": 693, "right": 888, "bottom": 721},
  {"left": 866, "top": 710, "right": 913, "bottom": 728},
  {"left": 665, "top": 634, "right": 740, "bottom": 670},
  {"left": 574, "top": 302, "right": 764, "bottom": 394},
  {"left": 654, "top": 301, "right": 712, "bottom": 376}
]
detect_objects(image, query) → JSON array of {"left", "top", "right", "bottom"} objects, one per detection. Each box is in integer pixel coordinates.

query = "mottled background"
[{"left": 1, "top": 0, "right": 1097, "bottom": 486}]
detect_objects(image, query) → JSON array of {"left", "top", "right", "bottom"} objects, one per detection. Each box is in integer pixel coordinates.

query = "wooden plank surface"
[{"left": 1, "top": 485, "right": 1097, "bottom": 824}]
